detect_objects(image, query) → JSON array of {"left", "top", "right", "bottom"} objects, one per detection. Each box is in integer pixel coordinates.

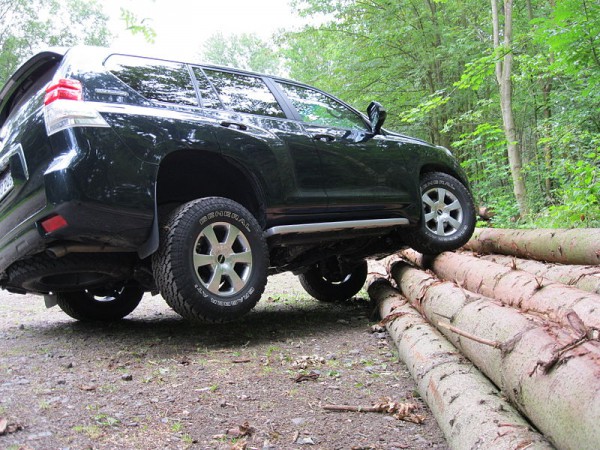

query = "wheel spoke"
[
  {"left": 424, "top": 211, "right": 436, "bottom": 222},
  {"left": 436, "top": 188, "right": 447, "bottom": 204},
  {"left": 445, "top": 199, "right": 461, "bottom": 212},
  {"left": 436, "top": 218, "right": 445, "bottom": 236},
  {"left": 223, "top": 225, "right": 241, "bottom": 249},
  {"left": 207, "top": 265, "right": 224, "bottom": 292},
  {"left": 226, "top": 269, "right": 246, "bottom": 292},
  {"left": 422, "top": 193, "right": 435, "bottom": 208},
  {"left": 193, "top": 252, "right": 215, "bottom": 269},
  {"left": 202, "top": 225, "right": 221, "bottom": 249},
  {"left": 448, "top": 217, "right": 462, "bottom": 230},
  {"left": 230, "top": 250, "right": 252, "bottom": 264}
]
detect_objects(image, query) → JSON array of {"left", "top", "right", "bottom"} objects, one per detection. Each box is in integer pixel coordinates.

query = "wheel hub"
[
  {"left": 192, "top": 221, "right": 253, "bottom": 296},
  {"left": 422, "top": 187, "right": 464, "bottom": 237}
]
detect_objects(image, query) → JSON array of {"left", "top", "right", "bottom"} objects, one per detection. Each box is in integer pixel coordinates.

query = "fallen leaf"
[
  {"left": 294, "top": 371, "right": 320, "bottom": 383},
  {"left": 79, "top": 385, "right": 97, "bottom": 391},
  {"left": 227, "top": 421, "right": 254, "bottom": 438},
  {"left": 0, "top": 419, "right": 23, "bottom": 436},
  {"left": 231, "top": 358, "right": 251, "bottom": 364}
]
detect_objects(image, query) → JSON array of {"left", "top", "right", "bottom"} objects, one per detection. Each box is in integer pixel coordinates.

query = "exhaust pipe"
[{"left": 46, "top": 244, "right": 131, "bottom": 258}]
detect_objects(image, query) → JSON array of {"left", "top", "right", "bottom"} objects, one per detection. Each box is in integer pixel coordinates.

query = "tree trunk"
[
  {"left": 399, "top": 249, "right": 600, "bottom": 331},
  {"left": 465, "top": 227, "right": 600, "bottom": 265},
  {"left": 367, "top": 279, "right": 553, "bottom": 450},
  {"left": 390, "top": 264, "right": 600, "bottom": 450},
  {"left": 479, "top": 253, "right": 600, "bottom": 295},
  {"left": 492, "top": 0, "right": 529, "bottom": 217}
]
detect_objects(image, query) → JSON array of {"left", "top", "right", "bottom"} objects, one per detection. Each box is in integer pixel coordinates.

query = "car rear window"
[
  {"left": 105, "top": 55, "right": 198, "bottom": 107},
  {"left": 204, "top": 70, "right": 285, "bottom": 118},
  {"left": 191, "top": 67, "right": 223, "bottom": 109}
]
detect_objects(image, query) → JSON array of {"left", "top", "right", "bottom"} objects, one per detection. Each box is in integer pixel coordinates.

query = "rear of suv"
[{"left": 0, "top": 46, "right": 475, "bottom": 323}]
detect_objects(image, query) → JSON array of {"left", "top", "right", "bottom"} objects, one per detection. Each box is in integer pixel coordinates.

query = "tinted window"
[
  {"left": 204, "top": 70, "right": 285, "bottom": 118},
  {"left": 277, "top": 82, "right": 366, "bottom": 130},
  {"left": 191, "top": 67, "right": 222, "bottom": 109},
  {"left": 105, "top": 55, "right": 198, "bottom": 107}
]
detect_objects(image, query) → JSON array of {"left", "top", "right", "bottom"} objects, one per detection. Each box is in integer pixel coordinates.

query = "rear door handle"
[
  {"left": 312, "top": 133, "right": 335, "bottom": 142},
  {"left": 220, "top": 121, "right": 248, "bottom": 131}
]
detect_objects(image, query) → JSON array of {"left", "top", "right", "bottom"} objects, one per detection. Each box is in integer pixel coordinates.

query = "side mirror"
[{"left": 367, "top": 101, "right": 386, "bottom": 135}]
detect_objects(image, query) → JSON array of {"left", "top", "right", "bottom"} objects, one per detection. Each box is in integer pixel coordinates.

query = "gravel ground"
[{"left": 0, "top": 272, "right": 448, "bottom": 449}]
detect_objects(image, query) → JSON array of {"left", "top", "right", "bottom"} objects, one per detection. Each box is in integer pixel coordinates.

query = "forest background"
[{"left": 1, "top": 0, "right": 598, "bottom": 228}]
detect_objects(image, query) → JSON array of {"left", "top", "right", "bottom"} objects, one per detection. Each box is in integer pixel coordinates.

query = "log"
[
  {"left": 367, "top": 279, "right": 553, "bottom": 450},
  {"left": 464, "top": 227, "right": 600, "bottom": 265},
  {"left": 400, "top": 249, "right": 600, "bottom": 332},
  {"left": 478, "top": 206, "right": 495, "bottom": 220},
  {"left": 479, "top": 253, "right": 600, "bottom": 295},
  {"left": 391, "top": 263, "right": 600, "bottom": 450}
]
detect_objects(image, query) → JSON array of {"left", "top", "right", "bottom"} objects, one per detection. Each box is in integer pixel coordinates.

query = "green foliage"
[
  {"left": 0, "top": 0, "right": 110, "bottom": 86},
  {"left": 201, "top": 32, "right": 283, "bottom": 75},
  {"left": 120, "top": 7, "right": 156, "bottom": 44},
  {"left": 281, "top": 0, "right": 599, "bottom": 228}
]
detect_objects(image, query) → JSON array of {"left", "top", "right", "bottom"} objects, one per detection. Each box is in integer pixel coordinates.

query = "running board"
[{"left": 264, "top": 218, "right": 409, "bottom": 238}]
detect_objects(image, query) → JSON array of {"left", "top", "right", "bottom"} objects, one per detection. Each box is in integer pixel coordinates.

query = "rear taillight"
[
  {"left": 43, "top": 78, "right": 109, "bottom": 136},
  {"left": 44, "top": 78, "right": 83, "bottom": 105}
]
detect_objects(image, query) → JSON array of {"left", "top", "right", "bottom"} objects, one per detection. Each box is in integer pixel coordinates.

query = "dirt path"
[{"left": 0, "top": 273, "right": 447, "bottom": 449}]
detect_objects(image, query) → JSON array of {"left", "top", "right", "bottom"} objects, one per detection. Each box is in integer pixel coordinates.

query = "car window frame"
[
  {"left": 104, "top": 54, "right": 202, "bottom": 110},
  {"left": 199, "top": 68, "right": 292, "bottom": 120},
  {"left": 271, "top": 80, "right": 371, "bottom": 132}
]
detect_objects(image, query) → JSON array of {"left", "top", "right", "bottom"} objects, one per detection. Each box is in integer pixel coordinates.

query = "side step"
[{"left": 264, "top": 218, "right": 409, "bottom": 238}]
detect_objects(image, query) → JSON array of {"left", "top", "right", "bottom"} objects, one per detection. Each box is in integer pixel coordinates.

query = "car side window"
[
  {"left": 204, "top": 70, "right": 286, "bottom": 118},
  {"left": 191, "top": 67, "right": 222, "bottom": 109},
  {"left": 276, "top": 82, "right": 367, "bottom": 130},
  {"left": 105, "top": 55, "right": 198, "bottom": 107}
]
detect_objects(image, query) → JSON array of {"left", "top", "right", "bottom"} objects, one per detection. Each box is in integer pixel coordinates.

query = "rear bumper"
[{"left": 0, "top": 199, "right": 154, "bottom": 278}]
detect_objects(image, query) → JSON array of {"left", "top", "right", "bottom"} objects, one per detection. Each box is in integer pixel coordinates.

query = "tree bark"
[
  {"left": 492, "top": 0, "right": 529, "bottom": 217},
  {"left": 465, "top": 227, "right": 600, "bottom": 265},
  {"left": 399, "top": 249, "right": 600, "bottom": 331},
  {"left": 479, "top": 253, "right": 600, "bottom": 295},
  {"left": 367, "top": 279, "right": 553, "bottom": 450},
  {"left": 390, "top": 264, "right": 600, "bottom": 450}
]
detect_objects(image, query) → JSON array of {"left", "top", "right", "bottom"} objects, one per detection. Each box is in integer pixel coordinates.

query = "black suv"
[{"left": 0, "top": 46, "right": 475, "bottom": 322}]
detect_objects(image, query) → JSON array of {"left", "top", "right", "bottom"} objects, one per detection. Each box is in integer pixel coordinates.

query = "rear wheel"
[
  {"left": 57, "top": 284, "right": 144, "bottom": 322},
  {"left": 406, "top": 172, "right": 476, "bottom": 254},
  {"left": 298, "top": 259, "right": 368, "bottom": 302},
  {"left": 153, "top": 197, "right": 268, "bottom": 322}
]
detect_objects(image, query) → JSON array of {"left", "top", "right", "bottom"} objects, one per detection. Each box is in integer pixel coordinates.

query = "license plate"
[{"left": 0, "top": 169, "right": 14, "bottom": 201}]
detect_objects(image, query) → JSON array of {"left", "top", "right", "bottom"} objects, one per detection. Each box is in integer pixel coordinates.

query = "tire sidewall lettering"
[
  {"left": 207, "top": 286, "right": 255, "bottom": 307},
  {"left": 198, "top": 210, "right": 251, "bottom": 233}
]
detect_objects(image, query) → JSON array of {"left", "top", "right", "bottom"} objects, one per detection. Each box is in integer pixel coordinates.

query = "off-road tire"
[
  {"left": 152, "top": 197, "right": 268, "bottom": 322},
  {"left": 56, "top": 285, "right": 144, "bottom": 321},
  {"left": 406, "top": 172, "right": 476, "bottom": 254},
  {"left": 298, "top": 260, "right": 368, "bottom": 302},
  {"left": 7, "top": 253, "right": 134, "bottom": 293}
]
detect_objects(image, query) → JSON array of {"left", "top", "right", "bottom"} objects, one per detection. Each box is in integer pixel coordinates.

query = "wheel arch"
[
  {"left": 139, "top": 150, "right": 267, "bottom": 259},
  {"left": 419, "top": 163, "right": 469, "bottom": 187}
]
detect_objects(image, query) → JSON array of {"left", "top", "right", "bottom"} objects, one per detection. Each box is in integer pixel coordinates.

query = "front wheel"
[
  {"left": 56, "top": 284, "right": 144, "bottom": 322},
  {"left": 406, "top": 172, "right": 476, "bottom": 254},
  {"left": 152, "top": 197, "right": 268, "bottom": 322},
  {"left": 298, "top": 259, "right": 368, "bottom": 302}
]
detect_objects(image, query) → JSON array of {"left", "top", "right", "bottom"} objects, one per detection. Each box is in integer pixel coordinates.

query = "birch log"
[
  {"left": 391, "top": 263, "right": 600, "bottom": 450},
  {"left": 399, "top": 249, "right": 600, "bottom": 331},
  {"left": 479, "top": 253, "right": 600, "bottom": 295},
  {"left": 368, "top": 279, "right": 553, "bottom": 450},
  {"left": 464, "top": 228, "right": 600, "bottom": 265}
]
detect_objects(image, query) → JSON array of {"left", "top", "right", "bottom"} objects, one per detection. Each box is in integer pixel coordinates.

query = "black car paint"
[{"left": 0, "top": 46, "right": 469, "bottom": 288}]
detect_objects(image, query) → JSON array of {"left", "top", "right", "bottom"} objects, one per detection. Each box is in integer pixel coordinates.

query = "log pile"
[{"left": 368, "top": 228, "right": 600, "bottom": 450}]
